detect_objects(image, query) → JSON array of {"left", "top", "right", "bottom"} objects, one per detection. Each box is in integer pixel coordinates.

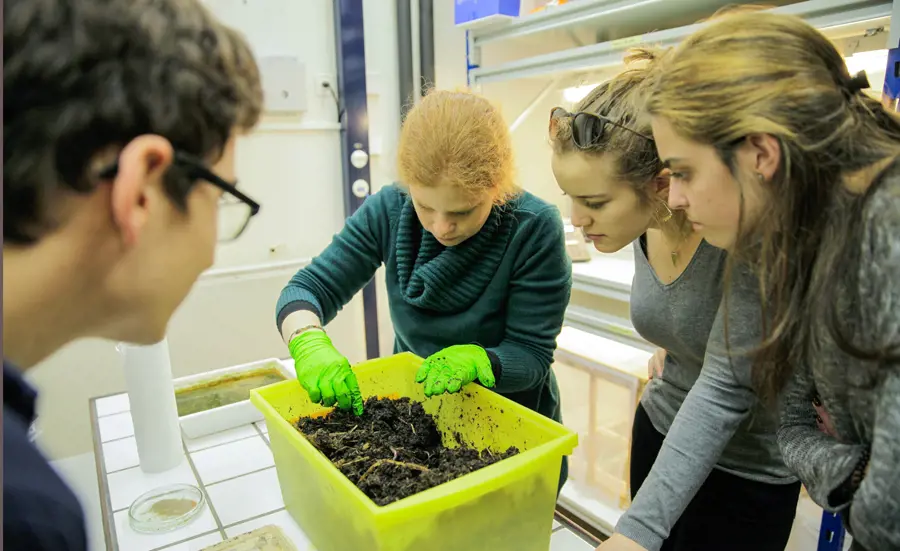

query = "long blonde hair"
[{"left": 647, "top": 10, "right": 900, "bottom": 399}]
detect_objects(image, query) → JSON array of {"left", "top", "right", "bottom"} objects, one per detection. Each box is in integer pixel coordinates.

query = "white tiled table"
[{"left": 89, "top": 392, "right": 600, "bottom": 551}]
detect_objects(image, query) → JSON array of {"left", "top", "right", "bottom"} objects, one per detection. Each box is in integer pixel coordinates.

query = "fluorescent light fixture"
[{"left": 563, "top": 84, "right": 599, "bottom": 104}]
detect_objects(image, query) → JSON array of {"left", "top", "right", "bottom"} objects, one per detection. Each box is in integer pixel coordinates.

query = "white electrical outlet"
[{"left": 316, "top": 74, "right": 336, "bottom": 97}]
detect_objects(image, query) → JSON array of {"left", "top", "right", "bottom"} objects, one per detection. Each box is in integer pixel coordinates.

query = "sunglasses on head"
[{"left": 549, "top": 107, "right": 653, "bottom": 149}]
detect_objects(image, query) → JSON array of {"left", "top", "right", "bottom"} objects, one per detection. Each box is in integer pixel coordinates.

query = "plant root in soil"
[{"left": 295, "top": 397, "right": 519, "bottom": 506}]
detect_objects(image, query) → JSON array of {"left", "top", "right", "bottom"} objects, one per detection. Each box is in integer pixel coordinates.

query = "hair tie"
[{"left": 847, "top": 70, "right": 871, "bottom": 95}]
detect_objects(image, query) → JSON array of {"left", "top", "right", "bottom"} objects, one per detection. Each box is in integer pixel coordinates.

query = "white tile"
[
  {"left": 192, "top": 437, "right": 274, "bottom": 485},
  {"left": 206, "top": 468, "right": 284, "bottom": 527},
  {"left": 96, "top": 393, "right": 131, "bottom": 417},
  {"left": 158, "top": 532, "right": 223, "bottom": 550},
  {"left": 98, "top": 411, "right": 135, "bottom": 442},
  {"left": 183, "top": 425, "right": 259, "bottom": 453},
  {"left": 552, "top": 519, "right": 561, "bottom": 530},
  {"left": 107, "top": 457, "right": 195, "bottom": 511},
  {"left": 255, "top": 421, "right": 269, "bottom": 434},
  {"left": 550, "top": 529, "right": 594, "bottom": 551},
  {"left": 103, "top": 437, "right": 140, "bottom": 473},
  {"left": 113, "top": 506, "right": 217, "bottom": 551},
  {"left": 224, "top": 510, "right": 313, "bottom": 550}
]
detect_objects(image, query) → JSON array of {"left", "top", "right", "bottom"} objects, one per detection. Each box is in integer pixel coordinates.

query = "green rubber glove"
[
  {"left": 415, "top": 344, "right": 496, "bottom": 397},
  {"left": 289, "top": 330, "right": 364, "bottom": 416}
]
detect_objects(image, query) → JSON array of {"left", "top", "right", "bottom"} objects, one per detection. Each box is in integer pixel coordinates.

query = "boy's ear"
[{"left": 109, "top": 135, "right": 174, "bottom": 246}]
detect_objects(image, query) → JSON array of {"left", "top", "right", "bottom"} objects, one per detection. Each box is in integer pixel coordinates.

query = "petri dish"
[{"left": 128, "top": 483, "right": 206, "bottom": 534}]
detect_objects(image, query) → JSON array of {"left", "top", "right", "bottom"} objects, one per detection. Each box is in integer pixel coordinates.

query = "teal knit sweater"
[{"left": 276, "top": 184, "right": 572, "bottom": 422}]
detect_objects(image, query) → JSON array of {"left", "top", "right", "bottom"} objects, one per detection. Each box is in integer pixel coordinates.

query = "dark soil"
[{"left": 295, "top": 397, "right": 519, "bottom": 506}]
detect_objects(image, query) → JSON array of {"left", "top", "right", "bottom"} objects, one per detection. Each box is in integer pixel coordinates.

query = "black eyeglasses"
[
  {"left": 98, "top": 150, "right": 261, "bottom": 242},
  {"left": 549, "top": 107, "right": 653, "bottom": 149}
]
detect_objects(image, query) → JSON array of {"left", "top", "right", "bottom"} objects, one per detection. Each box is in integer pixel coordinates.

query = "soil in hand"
[{"left": 295, "top": 397, "right": 519, "bottom": 506}]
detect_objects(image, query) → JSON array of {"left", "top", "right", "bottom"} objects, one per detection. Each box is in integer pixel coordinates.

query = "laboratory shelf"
[
  {"left": 553, "top": 327, "right": 651, "bottom": 532},
  {"left": 570, "top": 253, "right": 634, "bottom": 303},
  {"left": 564, "top": 305, "right": 653, "bottom": 354},
  {"left": 469, "top": 0, "right": 892, "bottom": 86},
  {"left": 469, "top": 0, "right": 749, "bottom": 47},
  {"left": 561, "top": 242, "right": 648, "bottom": 351}
]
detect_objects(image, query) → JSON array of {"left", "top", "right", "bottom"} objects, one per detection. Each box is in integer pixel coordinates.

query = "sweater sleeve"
[
  {"left": 850, "top": 369, "right": 900, "bottom": 549},
  {"left": 615, "top": 266, "right": 762, "bottom": 551},
  {"left": 848, "top": 177, "right": 900, "bottom": 550},
  {"left": 779, "top": 175, "right": 900, "bottom": 549},
  {"left": 776, "top": 366, "right": 864, "bottom": 511},
  {"left": 485, "top": 207, "right": 572, "bottom": 393},
  {"left": 275, "top": 187, "right": 394, "bottom": 331}
]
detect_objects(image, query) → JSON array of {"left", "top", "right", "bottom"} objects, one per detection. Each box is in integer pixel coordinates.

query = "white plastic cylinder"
[{"left": 119, "top": 338, "right": 183, "bottom": 473}]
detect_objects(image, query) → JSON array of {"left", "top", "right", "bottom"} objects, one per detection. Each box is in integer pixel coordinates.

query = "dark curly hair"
[{"left": 3, "top": 0, "right": 264, "bottom": 244}]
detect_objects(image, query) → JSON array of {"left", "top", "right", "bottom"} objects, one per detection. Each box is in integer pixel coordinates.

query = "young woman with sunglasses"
[
  {"left": 276, "top": 89, "right": 572, "bottom": 492},
  {"left": 643, "top": 11, "right": 900, "bottom": 551},
  {"left": 550, "top": 49, "right": 800, "bottom": 551}
]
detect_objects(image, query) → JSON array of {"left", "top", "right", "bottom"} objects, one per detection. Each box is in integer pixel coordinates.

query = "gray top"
[
  {"left": 778, "top": 161, "right": 900, "bottom": 550},
  {"left": 617, "top": 236, "right": 796, "bottom": 551},
  {"left": 630, "top": 237, "right": 724, "bottom": 436}
]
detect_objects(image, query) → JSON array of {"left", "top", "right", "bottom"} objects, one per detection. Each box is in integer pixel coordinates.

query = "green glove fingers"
[
  {"left": 344, "top": 372, "right": 365, "bottom": 416},
  {"left": 319, "top": 374, "right": 337, "bottom": 408},
  {"left": 437, "top": 368, "right": 456, "bottom": 395},
  {"left": 428, "top": 366, "right": 453, "bottom": 397},
  {"left": 418, "top": 345, "right": 495, "bottom": 397},
  {"left": 332, "top": 375, "right": 351, "bottom": 411},
  {"left": 446, "top": 375, "right": 464, "bottom": 394},
  {"left": 414, "top": 361, "right": 433, "bottom": 384},
  {"left": 288, "top": 329, "right": 364, "bottom": 415},
  {"left": 332, "top": 369, "right": 364, "bottom": 415},
  {"left": 474, "top": 358, "right": 496, "bottom": 389},
  {"left": 299, "top": 373, "right": 323, "bottom": 403}
]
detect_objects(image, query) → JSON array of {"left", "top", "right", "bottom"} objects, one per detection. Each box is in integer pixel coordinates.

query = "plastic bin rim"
[{"left": 250, "top": 353, "right": 577, "bottom": 517}]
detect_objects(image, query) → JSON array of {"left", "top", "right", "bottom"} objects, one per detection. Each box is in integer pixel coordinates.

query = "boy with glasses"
[{"left": 3, "top": 0, "right": 263, "bottom": 548}]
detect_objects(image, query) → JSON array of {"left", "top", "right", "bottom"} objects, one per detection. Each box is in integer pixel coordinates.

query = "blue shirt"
[{"left": 3, "top": 362, "right": 87, "bottom": 551}]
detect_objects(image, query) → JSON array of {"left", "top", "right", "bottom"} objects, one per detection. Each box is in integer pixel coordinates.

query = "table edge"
[{"left": 89, "top": 396, "right": 119, "bottom": 551}]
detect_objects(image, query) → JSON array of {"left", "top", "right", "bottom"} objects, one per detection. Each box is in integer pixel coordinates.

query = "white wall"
[{"left": 28, "top": 0, "right": 401, "bottom": 460}]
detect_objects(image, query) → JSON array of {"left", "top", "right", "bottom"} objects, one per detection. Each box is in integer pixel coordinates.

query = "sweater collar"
[{"left": 394, "top": 194, "right": 514, "bottom": 313}]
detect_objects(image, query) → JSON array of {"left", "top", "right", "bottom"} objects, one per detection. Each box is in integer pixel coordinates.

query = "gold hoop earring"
[{"left": 659, "top": 203, "right": 673, "bottom": 223}]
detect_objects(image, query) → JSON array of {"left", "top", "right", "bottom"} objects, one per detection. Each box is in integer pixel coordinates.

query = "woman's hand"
[
  {"left": 596, "top": 533, "right": 648, "bottom": 551},
  {"left": 648, "top": 348, "right": 666, "bottom": 379},
  {"left": 416, "top": 345, "right": 495, "bottom": 397},
  {"left": 289, "top": 330, "right": 364, "bottom": 415},
  {"left": 812, "top": 393, "right": 838, "bottom": 438}
]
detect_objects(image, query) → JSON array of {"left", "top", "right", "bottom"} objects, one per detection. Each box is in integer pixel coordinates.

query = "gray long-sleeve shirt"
[
  {"left": 778, "top": 161, "right": 900, "bottom": 550},
  {"left": 616, "top": 237, "right": 796, "bottom": 551}
]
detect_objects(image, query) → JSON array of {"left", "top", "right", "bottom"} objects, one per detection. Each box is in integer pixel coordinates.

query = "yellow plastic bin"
[{"left": 250, "top": 352, "right": 577, "bottom": 551}]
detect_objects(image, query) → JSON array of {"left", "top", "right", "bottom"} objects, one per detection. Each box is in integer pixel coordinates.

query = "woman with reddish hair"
[{"left": 276, "top": 89, "right": 572, "bottom": 489}]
